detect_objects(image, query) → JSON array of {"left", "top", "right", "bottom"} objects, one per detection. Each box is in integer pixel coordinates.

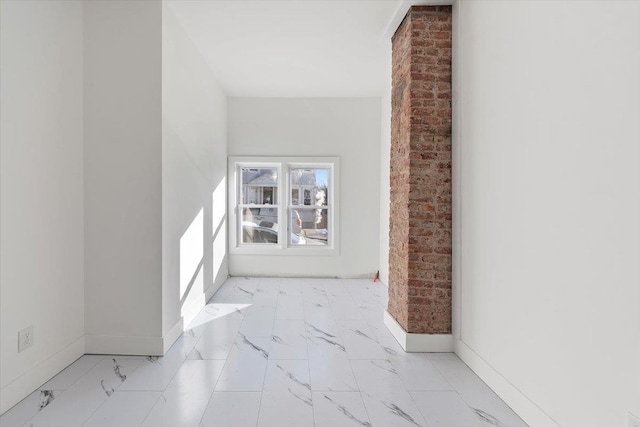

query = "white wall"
[
  {"left": 228, "top": 98, "right": 381, "bottom": 278},
  {"left": 379, "top": 41, "right": 392, "bottom": 286},
  {"left": 455, "top": 1, "right": 640, "bottom": 426},
  {"left": 84, "top": 0, "right": 164, "bottom": 354},
  {"left": 0, "top": 0, "right": 85, "bottom": 413},
  {"left": 162, "top": 6, "right": 228, "bottom": 338}
]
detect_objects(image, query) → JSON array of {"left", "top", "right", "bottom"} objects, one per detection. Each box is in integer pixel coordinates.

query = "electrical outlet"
[
  {"left": 629, "top": 412, "right": 640, "bottom": 427},
  {"left": 18, "top": 325, "right": 34, "bottom": 352}
]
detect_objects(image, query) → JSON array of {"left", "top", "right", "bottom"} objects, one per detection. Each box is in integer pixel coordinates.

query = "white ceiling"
[{"left": 167, "top": 0, "right": 402, "bottom": 97}]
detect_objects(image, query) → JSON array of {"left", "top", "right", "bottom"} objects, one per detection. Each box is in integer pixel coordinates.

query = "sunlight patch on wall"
[
  {"left": 180, "top": 208, "right": 204, "bottom": 299},
  {"left": 213, "top": 223, "right": 226, "bottom": 281},
  {"left": 212, "top": 177, "right": 227, "bottom": 282},
  {"left": 212, "top": 177, "right": 226, "bottom": 228}
]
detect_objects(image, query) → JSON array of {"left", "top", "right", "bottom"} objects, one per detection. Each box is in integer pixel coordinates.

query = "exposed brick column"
[{"left": 388, "top": 6, "right": 452, "bottom": 335}]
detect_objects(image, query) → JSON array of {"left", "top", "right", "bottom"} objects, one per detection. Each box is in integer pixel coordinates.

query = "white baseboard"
[
  {"left": 162, "top": 318, "right": 184, "bottom": 354},
  {"left": 454, "top": 339, "right": 560, "bottom": 427},
  {"left": 85, "top": 334, "right": 163, "bottom": 356},
  {"left": 227, "top": 273, "right": 376, "bottom": 280},
  {"left": 384, "top": 310, "right": 454, "bottom": 352},
  {"left": 164, "top": 272, "right": 228, "bottom": 354},
  {"left": 0, "top": 336, "right": 85, "bottom": 414},
  {"left": 205, "top": 271, "right": 227, "bottom": 302}
]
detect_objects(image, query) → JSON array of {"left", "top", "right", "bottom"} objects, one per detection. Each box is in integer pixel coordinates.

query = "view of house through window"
[
  {"left": 240, "top": 167, "right": 280, "bottom": 244},
  {"left": 232, "top": 159, "right": 336, "bottom": 250},
  {"left": 289, "top": 168, "right": 329, "bottom": 246}
]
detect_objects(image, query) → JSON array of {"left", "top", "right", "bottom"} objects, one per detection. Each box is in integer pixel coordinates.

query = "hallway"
[{"left": 2, "top": 278, "right": 525, "bottom": 427}]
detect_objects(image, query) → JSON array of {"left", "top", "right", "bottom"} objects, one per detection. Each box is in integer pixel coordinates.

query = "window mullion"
[{"left": 280, "top": 163, "right": 287, "bottom": 249}]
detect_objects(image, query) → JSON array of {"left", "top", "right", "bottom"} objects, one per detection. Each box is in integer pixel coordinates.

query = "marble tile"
[
  {"left": 257, "top": 277, "right": 285, "bottom": 288},
  {"left": 389, "top": 354, "right": 453, "bottom": 391},
  {"left": 120, "top": 335, "right": 198, "bottom": 391},
  {"left": 199, "top": 392, "right": 262, "bottom": 427},
  {"left": 257, "top": 360, "right": 313, "bottom": 427},
  {"left": 215, "top": 335, "right": 270, "bottom": 391},
  {"left": 141, "top": 360, "right": 225, "bottom": 427},
  {"left": 83, "top": 391, "right": 161, "bottom": 427},
  {"left": 313, "top": 391, "right": 372, "bottom": 427},
  {"left": 431, "top": 359, "right": 528, "bottom": 427},
  {"left": 366, "top": 318, "right": 396, "bottom": 340},
  {"left": 302, "top": 286, "right": 331, "bottom": 308},
  {"left": 360, "top": 390, "right": 427, "bottom": 427},
  {"left": 272, "top": 319, "right": 306, "bottom": 336},
  {"left": 211, "top": 292, "right": 254, "bottom": 304},
  {"left": 187, "top": 303, "right": 247, "bottom": 332},
  {"left": 27, "top": 357, "right": 142, "bottom": 427},
  {"left": 269, "top": 333, "right": 308, "bottom": 359},
  {"left": 307, "top": 325, "right": 347, "bottom": 359},
  {"left": 212, "top": 280, "right": 257, "bottom": 304},
  {"left": 3, "top": 278, "right": 527, "bottom": 427},
  {"left": 424, "top": 352, "right": 460, "bottom": 361},
  {"left": 188, "top": 318, "right": 243, "bottom": 360},
  {"left": 351, "top": 359, "right": 428, "bottom": 426},
  {"left": 330, "top": 298, "right": 364, "bottom": 321},
  {"left": 357, "top": 304, "right": 385, "bottom": 322},
  {"left": 252, "top": 285, "right": 280, "bottom": 306},
  {"left": 263, "top": 359, "right": 311, "bottom": 393},
  {"left": 242, "top": 305, "right": 276, "bottom": 318},
  {"left": 0, "top": 389, "right": 63, "bottom": 427},
  {"left": 323, "top": 281, "right": 352, "bottom": 298},
  {"left": 239, "top": 313, "right": 275, "bottom": 337},
  {"left": 339, "top": 321, "right": 388, "bottom": 359},
  {"left": 309, "top": 354, "right": 359, "bottom": 392},
  {"left": 278, "top": 281, "right": 303, "bottom": 297},
  {"left": 302, "top": 283, "right": 328, "bottom": 297},
  {"left": 275, "top": 295, "right": 304, "bottom": 319},
  {"left": 374, "top": 334, "right": 406, "bottom": 359},
  {"left": 350, "top": 359, "right": 407, "bottom": 397},
  {"left": 304, "top": 307, "right": 336, "bottom": 327},
  {"left": 306, "top": 318, "right": 340, "bottom": 337},
  {"left": 40, "top": 355, "right": 104, "bottom": 390},
  {"left": 410, "top": 391, "right": 483, "bottom": 427},
  {"left": 349, "top": 289, "right": 384, "bottom": 308}
]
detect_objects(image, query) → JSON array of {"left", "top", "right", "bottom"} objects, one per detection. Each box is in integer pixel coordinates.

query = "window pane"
[
  {"left": 241, "top": 168, "right": 278, "bottom": 204},
  {"left": 290, "top": 207, "right": 329, "bottom": 246},
  {"left": 290, "top": 168, "right": 329, "bottom": 207},
  {"left": 242, "top": 208, "right": 279, "bottom": 244}
]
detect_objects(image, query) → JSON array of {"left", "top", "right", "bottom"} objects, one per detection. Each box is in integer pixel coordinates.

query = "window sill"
[{"left": 230, "top": 245, "right": 338, "bottom": 257}]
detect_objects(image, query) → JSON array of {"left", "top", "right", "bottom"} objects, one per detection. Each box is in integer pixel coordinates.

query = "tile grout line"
[
  {"left": 79, "top": 357, "right": 145, "bottom": 427},
  {"left": 254, "top": 276, "right": 278, "bottom": 427},
  {"left": 327, "top": 278, "right": 375, "bottom": 427},
  {"left": 15, "top": 355, "right": 107, "bottom": 427},
  {"left": 301, "top": 278, "right": 317, "bottom": 427}
]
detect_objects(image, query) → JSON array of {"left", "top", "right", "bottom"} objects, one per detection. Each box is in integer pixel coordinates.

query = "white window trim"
[{"left": 228, "top": 156, "right": 340, "bottom": 256}]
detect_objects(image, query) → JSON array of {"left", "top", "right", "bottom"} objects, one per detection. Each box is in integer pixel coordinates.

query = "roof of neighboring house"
[
  {"left": 245, "top": 170, "right": 319, "bottom": 187},
  {"left": 246, "top": 173, "right": 277, "bottom": 186},
  {"left": 291, "top": 170, "right": 317, "bottom": 186}
]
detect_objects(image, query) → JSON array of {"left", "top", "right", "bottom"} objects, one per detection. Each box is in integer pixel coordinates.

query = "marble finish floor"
[{"left": 1, "top": 277, "right": 527, "bottom": 427}]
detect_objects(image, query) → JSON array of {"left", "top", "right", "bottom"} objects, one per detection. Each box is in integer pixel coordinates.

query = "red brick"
[{"left": 389, "top": 6, "right": 452, "bottom": 335}]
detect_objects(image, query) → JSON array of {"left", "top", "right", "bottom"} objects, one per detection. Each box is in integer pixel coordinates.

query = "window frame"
[{"left": 228, "top": 156, "right": 339, "bottom": 256}]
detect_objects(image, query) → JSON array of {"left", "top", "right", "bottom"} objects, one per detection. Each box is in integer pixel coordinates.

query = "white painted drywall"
[
  {"left": 228, "top": 98, "right": 381, "bottom": 277},
  {"left": 0, "top": 0, "right": 85, "bottom": 413},
  {"left": 455, "top": 1, "right": 640, "bottom": 426},
  {"left": 162, "top": 6, "right": 228, "bottom": 336},
  {"left": 379, "top": 41, "right": 392, "bottom": 286},
  {"left": 84, "top": 0, "right": 164, "bottom": 353}
]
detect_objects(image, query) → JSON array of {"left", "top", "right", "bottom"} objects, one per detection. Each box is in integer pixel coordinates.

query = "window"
[{"left": 228, "top": 157, "right": 339, "bottom": 255}]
